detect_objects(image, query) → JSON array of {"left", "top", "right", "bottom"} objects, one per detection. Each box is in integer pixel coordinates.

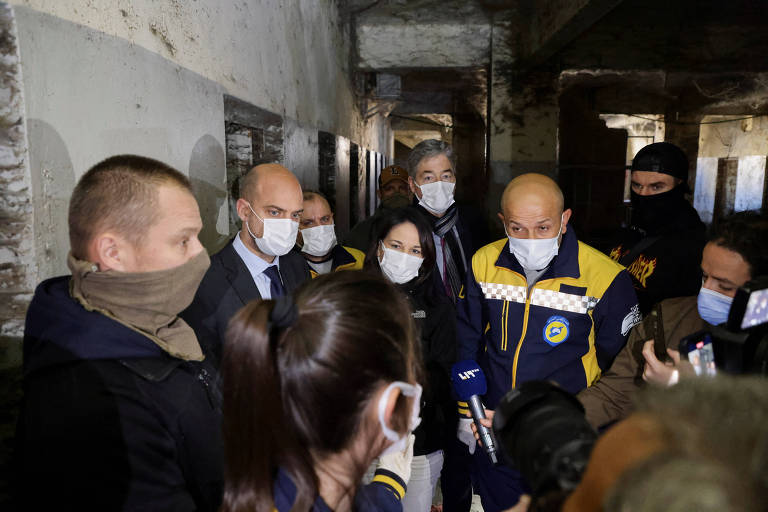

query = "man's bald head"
[
  {"left": 498, "top": 172, "right": 571, "bottom": 240},
  {"left": 501, "top": 173, "right": 564, "bottom": 215},
  {"left": 239, "top": 163, "right": 301, "bottom": 202}
]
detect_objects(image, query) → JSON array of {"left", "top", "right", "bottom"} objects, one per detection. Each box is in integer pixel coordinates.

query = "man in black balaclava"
[{"left": 608, "top": 141, "right": 706, "bottom": 315}]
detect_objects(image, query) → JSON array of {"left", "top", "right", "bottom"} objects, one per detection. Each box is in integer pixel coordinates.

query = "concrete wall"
[
  {"left": 0, "top": 1, "right": 393, "bottom": 353},
  {"left": 694, "top": 157, "right": 718, "bottom": 224},
  {"left": 694, "top": 115, "right": 768, "bottom": 221},
  {"left": 487, "top": 22, "right": 558, "bottom": 235}
]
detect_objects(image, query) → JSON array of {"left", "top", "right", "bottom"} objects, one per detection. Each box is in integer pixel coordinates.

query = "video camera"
[
  {"left": 491, "top": 380, "right": 596, "bottom": 511},
  {"left": 679, "top": 277, "right": 768, "bottom": 376}
]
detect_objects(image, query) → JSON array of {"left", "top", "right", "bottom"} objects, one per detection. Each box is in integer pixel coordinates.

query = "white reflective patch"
[
  {"left": 478, "top": 281, "right": 527, "bottom": 303},
  {"left": 412, "top": 310, "right": 426, "bottom": 319},
  {"left": 621, "top": 304, "right": 642, "bottom": 336},
  {"left": 530, "top": 288, "right": 599, "bottom": 315}
]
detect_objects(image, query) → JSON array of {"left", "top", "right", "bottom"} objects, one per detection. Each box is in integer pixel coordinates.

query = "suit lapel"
[{"left": 219, "top": 241, "right": 262, "bottom": 305}]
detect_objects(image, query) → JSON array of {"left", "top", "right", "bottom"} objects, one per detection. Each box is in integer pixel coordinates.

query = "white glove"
[
  {"left": 376, "top": 434, "right": 415, "bottom": 484},
  {"left": 457, "top": 417, "right": 476, "bottom": 454}
]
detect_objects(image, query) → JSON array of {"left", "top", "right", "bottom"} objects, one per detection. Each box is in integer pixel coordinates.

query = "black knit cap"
[{"left": 631, "top": 142, "right": 689, "bottom": 182}]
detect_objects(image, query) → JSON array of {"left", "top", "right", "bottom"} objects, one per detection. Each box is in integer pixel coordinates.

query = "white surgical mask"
[
  {"left": 378, "top": 381, "right": 422, "bottom": 456},
  {"left": 506, "top": 214, "right": 564, "bottom": 271},
  {"left": 245, "top": 203, "right": 299, "bottom": 257},
  {"left": 417, "top": 180, "right": 455, "bottom": 215},
  {"left": 379, "top": 243, "right": 424, "bottom": 284},
  {"left": 300, "top": 224, "right": 337, "bottom": 257}
]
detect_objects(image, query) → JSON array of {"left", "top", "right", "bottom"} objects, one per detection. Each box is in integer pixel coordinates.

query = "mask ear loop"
[
  {"left": 377, "top": 382, "right": 423, "bottom": 441},
  {"left": 245, "top": 201, "right": 265, "bottom": 241}
]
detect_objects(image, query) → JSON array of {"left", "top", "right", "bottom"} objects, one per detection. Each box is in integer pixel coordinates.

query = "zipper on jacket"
[
  {"left": 511, "top": 277, "right": 564, "bottom": 388},
  {"left": 511, "top": 300, "right": 531, "bottom": 388},
  {"left": 501, "top": 301, "right": 509, "bottom": 351}
]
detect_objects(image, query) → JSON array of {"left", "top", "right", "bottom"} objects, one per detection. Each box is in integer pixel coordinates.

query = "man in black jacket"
[
  {"left": 407, "top": 139, "right": 486, "bottom": 303},
  {"left": 405, "top": 139, "right": 487, "bottom": 512},
  {"left": 16, "top": 155, "right": 223, "bottom": 510},
  {"left": 608, "top": 142, "right": 706, "bottom": 315},
  {"left": 182, "top": 163, "right": 310, "bottom": 365}
]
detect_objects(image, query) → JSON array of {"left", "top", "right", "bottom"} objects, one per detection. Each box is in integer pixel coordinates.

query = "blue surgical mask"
[{"left": 697, "top": 287, "right": 734, "bottom": 326}]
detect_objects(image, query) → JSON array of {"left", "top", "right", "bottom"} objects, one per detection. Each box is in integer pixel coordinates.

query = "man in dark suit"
[{"left": 182, "top": 163, "right": 310, "bottom": 365}]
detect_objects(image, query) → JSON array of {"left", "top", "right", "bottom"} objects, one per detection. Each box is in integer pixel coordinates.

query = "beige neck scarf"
[{"left": 67, "top": 250, "right": 211, "bottom": 361}]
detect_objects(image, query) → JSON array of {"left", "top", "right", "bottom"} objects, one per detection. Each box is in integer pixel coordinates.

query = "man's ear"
[
  {"left": 561, "top": 208, "right": 573, "bottom": 234},
  {"left": 90, "top": 233, "right": 133, "bottom": 272},
  {"left": 408, "top": 176, "right": 419, "bottom": 197},
  {"left": 497, "top": 212, "right": 506, "bottom": 227},
  {"left": 236, "top": 198, "right": 252, "bottom": 223}
]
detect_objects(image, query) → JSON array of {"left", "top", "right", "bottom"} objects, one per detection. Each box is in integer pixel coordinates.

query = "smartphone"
[{"left": 679, "top": 332, "right": 717, "bottom": 377}]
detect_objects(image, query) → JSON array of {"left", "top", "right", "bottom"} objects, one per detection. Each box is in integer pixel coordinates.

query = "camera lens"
[{"left": 492, "top": 381, "right": 597, "bottom": 495}]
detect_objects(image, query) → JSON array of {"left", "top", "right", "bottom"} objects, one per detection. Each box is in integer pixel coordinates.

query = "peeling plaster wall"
[
  {"left": 695, "top": 115, "right": 768, "bottom": 220},
  {"left": 735, "top": 155, "right": 765, "bottom": 212},
  {"left": 284, "top": 118, "right": 320, "bottom": 190},
  {"left": 698, "top": 115, "right": 768, "bottom": 158},
  {"left": 9, "top": 0, "right": 383, "bottom": 146},
  {"left": 14, "top": 5, "right": 227, "bottom": 280},
  {"left": 694, "top": 156, "right": 718, "bottom": 224},
  {"left": 0, "top": 2, "right": 31, "bottom": 349}
]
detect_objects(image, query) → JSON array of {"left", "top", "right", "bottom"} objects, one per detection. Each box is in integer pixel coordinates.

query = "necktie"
[{"left": 263, "top": 265, "right": 285, "bottom": 298}]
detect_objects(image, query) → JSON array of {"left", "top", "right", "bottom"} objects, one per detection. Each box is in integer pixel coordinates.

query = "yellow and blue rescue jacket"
[
  {"left": 457, "top": 229, "right": 639, "bottom": 410},
  {"left": 308, "top": 245, "right": 365, "bottom": 278}
]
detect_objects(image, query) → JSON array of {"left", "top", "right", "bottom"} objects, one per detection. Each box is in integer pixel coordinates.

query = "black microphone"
[{"left": 451, "top": 360, "right": 499, "bottom": 465}]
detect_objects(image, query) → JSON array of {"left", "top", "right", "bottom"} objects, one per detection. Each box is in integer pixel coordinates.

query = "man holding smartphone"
[{"left": 578, "top": 210, "right": 768, "bottom": 429}]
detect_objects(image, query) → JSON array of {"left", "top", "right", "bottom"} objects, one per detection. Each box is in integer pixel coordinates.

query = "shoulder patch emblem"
[
  {"left": 412, "top": 310, "right": 426, "bottom": 319},
  {"left": 621, "top": 304, "right": 642, "bottom": 336},
  {"left": 543, "top": 315, "right": 570, "bottom": 346}
]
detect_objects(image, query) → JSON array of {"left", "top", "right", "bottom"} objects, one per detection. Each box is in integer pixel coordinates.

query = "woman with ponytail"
[{"left": 221, "top": 271, "right": 422, "bottom": 512}]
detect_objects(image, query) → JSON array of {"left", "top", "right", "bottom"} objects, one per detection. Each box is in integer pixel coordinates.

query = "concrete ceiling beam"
[{"left": 356, "top": 22, "right": 492, "bottom": 69}]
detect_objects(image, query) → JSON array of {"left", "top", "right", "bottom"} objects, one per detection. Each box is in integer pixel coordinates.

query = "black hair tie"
[{"left": 269, "top": 295, "right": 298, "bottom": 332}]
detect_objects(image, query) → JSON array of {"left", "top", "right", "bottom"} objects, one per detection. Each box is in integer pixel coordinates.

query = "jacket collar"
[
  {"left": 274, "top": 468, "right": 331, "bottom": 512},
  {"left": 495, "top": 228, "right": 581, "bottom": 280},
  {"left": 331, "top": 245, "right": 356, "bottom": 270}
]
